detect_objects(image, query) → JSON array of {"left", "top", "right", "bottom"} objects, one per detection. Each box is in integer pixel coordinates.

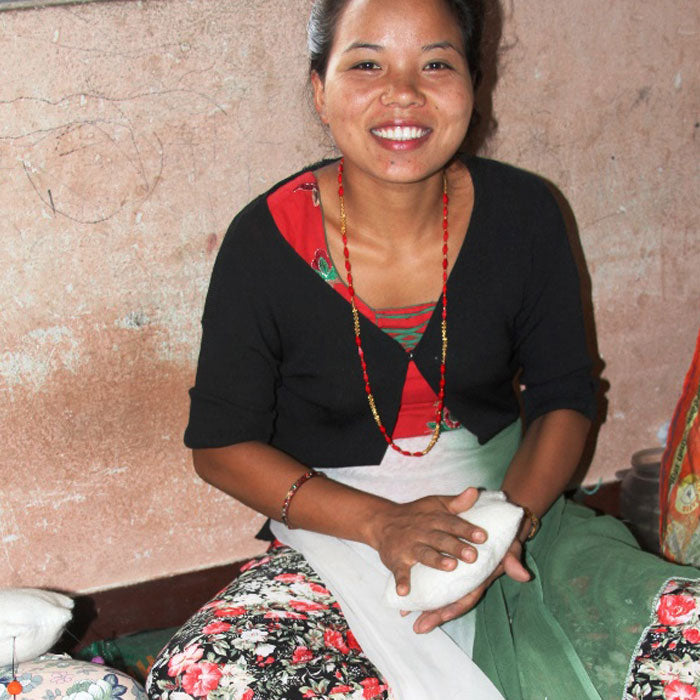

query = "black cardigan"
[{"left": 185, "top": 157, "right": 596, "bottom": 468}]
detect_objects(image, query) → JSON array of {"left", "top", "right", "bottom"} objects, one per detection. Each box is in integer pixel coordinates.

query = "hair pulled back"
[{"left": 307, "top": 0, "right": 486, "bottom": 88}]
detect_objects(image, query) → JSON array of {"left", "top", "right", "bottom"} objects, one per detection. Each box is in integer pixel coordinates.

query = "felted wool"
[
  {"left": 0, "top": 588, "right": 73, "bottom": 666},
  {"left": 383, "top": 491, "right": 523, "bottom": 610}
]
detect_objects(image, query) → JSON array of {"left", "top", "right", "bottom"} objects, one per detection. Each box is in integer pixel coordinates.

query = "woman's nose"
[{"left": 380, "top": 72, "right": 425, "bottom": 108}]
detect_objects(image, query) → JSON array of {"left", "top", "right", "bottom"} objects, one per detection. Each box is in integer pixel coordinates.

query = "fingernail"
[
  {"left": 473, "top": 530, "right": 486, "bottom": 543},
  {"left": 462, "top": 548, "right": 475, "bottom": 562}
]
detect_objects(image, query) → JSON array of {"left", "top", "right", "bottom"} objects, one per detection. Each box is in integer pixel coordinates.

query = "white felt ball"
[
  {"left": 0, "top": 588, "right": 74, "bottom": 666},
  {"left": 383, "top": 491, "right": 523, "bottom": 611}
]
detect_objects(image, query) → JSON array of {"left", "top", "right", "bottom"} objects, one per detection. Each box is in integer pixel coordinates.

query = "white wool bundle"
[
  {"left": 383, "top": 491, "right": 523, "bottom": 611},
  {"left": 0, "top": 588, "right": 74, "bottom": 666}
]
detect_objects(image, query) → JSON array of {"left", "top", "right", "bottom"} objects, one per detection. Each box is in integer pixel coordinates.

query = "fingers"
[
  {"left": 392, "top": 543, "right": 460, "bottom": 596},
  {"left": 411, "top": 543, "right": 531, "bottom": 634},
  {"left": 414, "top": 610, "right": 441, "bottom": 634},
  {"left": 422, "top": 508, "right": 485, "bottom": 548},
  {"left": 416, "top": 546, "right": 459, "bottom": 572},
  {"left": 446, "top": 486, "right": 479, "bottom": 516},
  {"left": 391, "top": 514, "right": 483, "bottom": 571},
  {"left": 503, "top": 550, "right": 531, "bottom": 583},
  {"left": 378, "top": 493, "right": 489, "bottom": 588},
  {"left": 393, "top": 562, "right": 412, "bottom": 597},
  {"left": 445, "top": 489, "right": 487, "bottom": 544},
  {"left": 417, "top": 532, "right": 477, "bottom": 566},
  {"left": 413, "top": 587, "right": 483, "bottom": 634}
]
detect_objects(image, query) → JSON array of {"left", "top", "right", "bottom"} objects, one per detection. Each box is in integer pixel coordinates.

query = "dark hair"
[{"left": 308, "top": 0, "right": 486, "bottom": 90}]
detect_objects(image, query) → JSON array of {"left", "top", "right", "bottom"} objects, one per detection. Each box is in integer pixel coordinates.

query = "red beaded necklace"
[{"left": 337, "top": 158, "right": 449, "bottom": 457}]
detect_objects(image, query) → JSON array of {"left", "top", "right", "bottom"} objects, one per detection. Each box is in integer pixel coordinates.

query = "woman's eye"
[
  {"left": 351, "top": 61, "right": 380, "bottom": 71},
  {"left": 425, "top": 61, "right": 452, "bottom": 71}
]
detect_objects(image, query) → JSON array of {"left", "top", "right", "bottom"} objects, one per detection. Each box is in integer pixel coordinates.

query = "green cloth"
[
  {"left": 77, "top": 627, "right": 178, "bottom": 683},
  {"left": 473, "top": 498, "right": 700, "bottom": 700}
]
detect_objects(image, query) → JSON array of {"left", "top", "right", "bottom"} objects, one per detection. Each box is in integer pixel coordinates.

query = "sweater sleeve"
[
  {"left": 184, "top": 202, "right": 282, "bottom": 449},
  {"left": 513, "top": 183, "right": 597, "bottom": 425}
]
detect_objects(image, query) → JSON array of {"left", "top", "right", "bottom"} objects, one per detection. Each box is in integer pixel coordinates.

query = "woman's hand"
[
  {"left": 368, "top": 487, "right": 488, "bottom": 598},
  {"left": 411, "top": 537, "right": 531, "bottom": 634}
]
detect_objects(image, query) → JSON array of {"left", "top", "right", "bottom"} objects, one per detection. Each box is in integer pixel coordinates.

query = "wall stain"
[
  {"left": 116, "top": 311, "right": 151, "bottom": 330},
  {"left": 205, "top": 233, "right": 218, "bottom": 255},
  {"left": 632, "top": 85, "right": 652, "bottom": 108}
]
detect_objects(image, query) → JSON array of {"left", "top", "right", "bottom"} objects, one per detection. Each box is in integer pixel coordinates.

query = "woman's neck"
[
  {"left": 314, "top": 157, "right": 473, "bottom": 309},
  {"left": 333, "top": 162, "right": 448, "bottom": 250}
]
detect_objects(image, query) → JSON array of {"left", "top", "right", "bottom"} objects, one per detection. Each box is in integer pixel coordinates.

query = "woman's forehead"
[{"left": 332, "top": 0, "right": 462, "bottom": 49}]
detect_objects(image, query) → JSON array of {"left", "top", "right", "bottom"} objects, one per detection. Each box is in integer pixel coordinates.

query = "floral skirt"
[{"left": 146, "top": 542, "right": 393, "bottom": 700}]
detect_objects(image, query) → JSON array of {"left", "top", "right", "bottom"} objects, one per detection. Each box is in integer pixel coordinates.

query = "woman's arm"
[
  {"left": 501, "top": 408, "right": 591, "bottom": 540},
  {"left": 194, "top": 442, "right": 487, "bottom": 594},
  {"left": 411, "top": 408, "right": 591, "bottom": 633}
]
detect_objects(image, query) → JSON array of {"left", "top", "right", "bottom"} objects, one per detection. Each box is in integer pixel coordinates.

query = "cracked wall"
[{"left": 0, "top": 0, "right": 698, "bottom": 592}]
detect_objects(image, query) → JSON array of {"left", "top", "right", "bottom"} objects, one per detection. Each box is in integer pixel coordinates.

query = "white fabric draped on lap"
[{"left": 271, "top": 424, "right": 521, "bottom": 700}]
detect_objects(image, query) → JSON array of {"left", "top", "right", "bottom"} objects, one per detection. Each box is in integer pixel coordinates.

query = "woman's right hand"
[{"left": 368, "top": 487, "right": 487, "bottom": 597}]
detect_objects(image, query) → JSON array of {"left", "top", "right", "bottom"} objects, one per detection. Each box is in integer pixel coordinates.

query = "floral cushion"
[
  {"left": 624, "top": 578, "right": 700, "bottom": 699},
  {"left": 0, "top": 654, "right": 145, "bottom": 699}
]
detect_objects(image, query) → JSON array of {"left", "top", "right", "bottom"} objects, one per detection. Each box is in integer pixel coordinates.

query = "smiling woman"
[{"left": 143, "top": 0, "right": 700, "bottom": 699}]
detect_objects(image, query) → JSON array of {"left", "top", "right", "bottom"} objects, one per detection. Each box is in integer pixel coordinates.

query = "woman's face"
[{"left": 312, "top": 0, "right": 474, "bottom": 185}]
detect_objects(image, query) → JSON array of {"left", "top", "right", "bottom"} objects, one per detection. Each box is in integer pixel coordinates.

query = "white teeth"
[{"left": 371, "top": 126, "right": 429, "bottom": 141}]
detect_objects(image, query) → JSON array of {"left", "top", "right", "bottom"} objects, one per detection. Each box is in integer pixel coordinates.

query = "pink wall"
[{"left": 1, "top": 0, "right": 698, "bottom": 592}]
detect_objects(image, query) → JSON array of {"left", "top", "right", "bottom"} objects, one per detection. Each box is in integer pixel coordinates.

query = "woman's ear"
[{"left": 311, "top": 71, "right": 329, "bottom": 124}]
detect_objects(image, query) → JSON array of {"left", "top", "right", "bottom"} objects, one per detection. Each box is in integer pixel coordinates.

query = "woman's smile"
[
  {"left": 370, "top": 125, "right": 431, "bottom": 142},
  {"left": 370, "top": 123, "right": 433, "bottom": 150}
]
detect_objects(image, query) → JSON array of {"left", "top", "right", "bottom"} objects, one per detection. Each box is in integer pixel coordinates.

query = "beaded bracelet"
[
  {"left": 281, "top": 469, "right": 325, "bottom": 529},
  {"left": 522, "top": 506, "right": 541, "bottom": 540}
]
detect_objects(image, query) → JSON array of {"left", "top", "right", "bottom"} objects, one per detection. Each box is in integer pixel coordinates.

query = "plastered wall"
[{"left": 1, "top": 0, "right": 698, "bottom": 593}]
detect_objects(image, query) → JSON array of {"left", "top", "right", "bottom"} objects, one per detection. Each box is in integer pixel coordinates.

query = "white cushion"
[{"left": 0, "top": 588, "right": 73, "bottom": 665}]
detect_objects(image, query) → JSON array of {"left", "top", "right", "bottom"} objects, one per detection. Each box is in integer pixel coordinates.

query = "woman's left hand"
[{"left": 411, "top": 538, "right": 531, "bottom": 634}]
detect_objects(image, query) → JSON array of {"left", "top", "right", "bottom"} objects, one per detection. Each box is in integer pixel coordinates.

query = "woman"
[{"left": 147, "top": 1, "right": 700, "bottom": 699}]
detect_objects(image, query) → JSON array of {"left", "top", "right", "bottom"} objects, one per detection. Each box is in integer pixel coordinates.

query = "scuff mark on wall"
[
  {"left": 18, "top": 123, "right": 164, "bottom": 225},
  {"left": 631, "top": 86, "right": 652, "bottom": 108},
  {"left": 1, "top": 325, "right": 82, "bottom": 389},
  {"left": 0, "top": 503, "right": 20, "bottom": 580},
  {"left": 26, "top": 491, "right": 87, "bottom": 510},
  {"left": 116, "top": 311, "right": 151, "bottom": 330}
]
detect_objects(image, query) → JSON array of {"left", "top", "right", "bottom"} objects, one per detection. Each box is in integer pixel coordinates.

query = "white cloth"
[{"left": 271, "top": 427, "right": 521, "bottom": 700}]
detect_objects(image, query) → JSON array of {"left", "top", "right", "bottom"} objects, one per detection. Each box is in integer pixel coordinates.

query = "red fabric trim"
[{"left": 266, "top": 172, "right": 377, "bottom": 322}]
